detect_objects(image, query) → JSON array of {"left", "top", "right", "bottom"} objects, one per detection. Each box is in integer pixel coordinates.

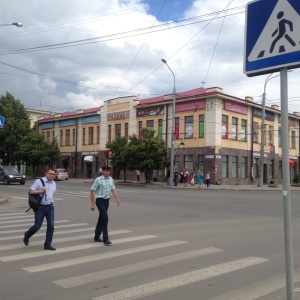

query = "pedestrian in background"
[
  {"left": 184, "top": 171, "right": 189, "bottom": 187},
  {"left": 206, "top": 171, "right": 211, "bottom": 188},
  {"left": 179, "top": 170, "right": 184, "bottom": 183},
  {"left": 190, "top": 170, "right": 195, "bottom": 187},
  {"left": 197, "top": 170, "right": 203, "bottom": 188},
  {"left": 136, "top": 170, "right": 140, "bottom": 182},
  {"left": 90, "top": 165, "right": 120, "bottom": 246},
  {"left": 24, "top": 168, "right": 57, "bottom": 250}
]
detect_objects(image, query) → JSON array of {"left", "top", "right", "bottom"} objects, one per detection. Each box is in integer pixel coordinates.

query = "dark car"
[{"left": 0, "top": 165, "right": 26, "bottom": 185}]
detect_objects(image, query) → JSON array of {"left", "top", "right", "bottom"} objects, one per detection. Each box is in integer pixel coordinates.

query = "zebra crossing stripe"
[
  {"left": 0, "top": 218, "right": 69, "bottom": 225},
  {"left": 23, "top": 240, "right": 188, "bottom": 273},
  {"left": 0, "top": 230, "right": 131, "bottom": 251},
  {"left": 1, "top": 235, "right": 157, "bottom": 262},
  {"left": 0, "top": 215, "right": 32, "bottom": 221},
  {"left": 0, "top": 227, "right": 95, "bottom": 241},
  {"left": 0, "top": 212, "right": 28, "bottom": 217},
  {"left": 54, "top": 247, "right": 223, "bottom": 288},
  {"left": 0, "top": 223, "right": 88, "bottom": 234},
  {"left": 92, "top": 257, "right": 269, "bottom": 300},
  {"left": 210, "top": 272, "right": 300, "bottom": 300},
  {"left": 0, "top": 220, "right": 69, "bottom": 229}
]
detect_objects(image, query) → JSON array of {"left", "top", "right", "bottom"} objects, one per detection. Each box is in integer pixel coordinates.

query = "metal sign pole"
[{"left": 280, "top": 67, "right": 294, "bottom": 300}]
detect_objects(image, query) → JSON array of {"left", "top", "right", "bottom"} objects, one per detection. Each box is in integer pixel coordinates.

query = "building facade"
[{"left": 37, "top": 87, "right": 300, "bottom": 184}]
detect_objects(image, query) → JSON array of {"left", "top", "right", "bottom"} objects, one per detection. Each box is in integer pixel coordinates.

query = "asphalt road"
[{"left": 0, "top": 179, "right": 300, "bottom": 299}]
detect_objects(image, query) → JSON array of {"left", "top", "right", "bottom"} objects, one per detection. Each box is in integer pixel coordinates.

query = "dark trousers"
[
  {"left": 95, "top": 198, "right": 110, "bottom": 241},
  {"left": 25, "top": 204, "right": 54, "bottom": 246}
]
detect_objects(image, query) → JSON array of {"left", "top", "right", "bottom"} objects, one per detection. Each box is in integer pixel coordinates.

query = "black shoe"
[
  {"left": 44, "top": 245, "right": 56, "bottom": 250},
  {"left": 23, "top": 233, "right": 29, "bottom": 246},
  {"left": 94, "top": 237, "right": 103, "bottom": 242},
  {"left": 104, "top": 240, "right": 112, "bottom": 246}
]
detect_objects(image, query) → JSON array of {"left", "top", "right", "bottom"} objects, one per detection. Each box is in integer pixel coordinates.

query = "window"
[
  {"left": 108, "top": 125, "right": 111, "bottom": 143},
  {"left": 147, "top": 120, "right": 154, "bottom": 130},
  {"left": 222, "top": 155, "right": 228, "bottom": 178},
  {"left": 253, "top": 122, "right": 258, "bottom": 142},
  {"left": 198, "top": 155, "right": 204, "bottom": 171},
  {"left": 52, "top": 131, "right": 54, "bottom": 141},
  {"left": 241, "top": 157, "right": 247, "bottom": 178},
  {"left": 115, "top": 124, "right": 121, "bottom": 138},
  {"left": 232, "top": 117, "right": 237, "bottom": 140},
  {"left": 139, "top": 121, "right": 143, "bottom": 138},
  {"left": 184, "top": 155, "right": 193, "bottom": 171},
  {"left": 125, "top": 123, "right": 128, "bottom": 137},
  {"left": 269, "top": 160, "right": 274, "bottom": 179},
  {"left": 47, "top": 131, "right": 50, "bottom": 142},
  {"left": 241, "top": 119, "right": 247, "bottom": 141},
  {"left": 72, "top": 129, "right": 76, "bottom": 146},
  {"left": 88, "top": 127, "right": 94, "bottom": 144},
  {"left": 279, "top": 161, "right": 282, "bottom": 179},
  {"left": 199, "top": 115, "right": 204, "bottom": 138},
  {"left": 175, "top": 117, "right": 180, "bottom": 139},
  {"left": 158, "top": 119, "right": 163, "bottom": 139},
  {"left": 97, "top": 126, "right": 100, "bottom": 144},
  {"left": 253, "top": 158, "right": 259, "bottom": 179},
  {"left": 222, "top": 115, "right": 228, "bottom": 139},
  {"left": 278, "top": 127, "right": 282, "bottom": 147},
  {"left": 232, "top": 156, "right": 238, "bottom": 178},
  {"left": 268, "top": 125, "right": 273, "bottom": 145},
  {"left": 82, "top": 128, "right": 86, "bottom": 145},
  {"left": 291, "top": 131, "right": 296, "bottom": 149},
  {"left": 60, "top": 130, "right": 63, "bottom": 146},
  {"left": 185, "top": 116, "right": 193, "bottom": 138},
  {"left": 65, "top": 129, "right": 70, "bottom": 146}
]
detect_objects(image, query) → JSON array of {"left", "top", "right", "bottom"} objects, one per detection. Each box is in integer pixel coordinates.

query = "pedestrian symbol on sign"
[
  {"left": 248, "top": 0, "right": 300, "bottom": 62},
  {"left": 269, "top": 11, "right": 295, "bottom": 54}
]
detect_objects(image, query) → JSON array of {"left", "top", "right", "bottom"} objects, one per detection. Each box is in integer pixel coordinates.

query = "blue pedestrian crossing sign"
[
  {"left": 244, "top": 0, "right": 300, "bottom": 76},
  {"left": 0, "top": 116, "right": 4, "bottom": 129}
]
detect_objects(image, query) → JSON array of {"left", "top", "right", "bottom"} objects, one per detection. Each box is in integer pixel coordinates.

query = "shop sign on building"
[
  {"left": 136, "top": 106, "right": 164, "bottom": 117},
  {"left": 108, "top": 111, "right": 129, "bottom": 120},
  {"left": 81, "top": 115, "right": 100, "bottom": 124}
]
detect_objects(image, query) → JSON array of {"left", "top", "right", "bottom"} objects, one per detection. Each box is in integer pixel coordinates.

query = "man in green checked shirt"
[{"left": 90, "top": 165, "right": 120, "bottom": 246}]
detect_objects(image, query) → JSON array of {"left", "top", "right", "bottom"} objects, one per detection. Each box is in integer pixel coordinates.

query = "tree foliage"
[
  {"left": 106, "top": 128, "right": 168, "bottom": 183},
  {"left": 0, "top": 92, "right": 60, "bottom": 172},
  {"left": 0, "top": 92, "right": 31, "bottom": 165}
]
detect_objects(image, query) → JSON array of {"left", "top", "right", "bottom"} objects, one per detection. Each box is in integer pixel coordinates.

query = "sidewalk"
[{"left": 1, "top": 180, "right": 299, "bottom": 206}]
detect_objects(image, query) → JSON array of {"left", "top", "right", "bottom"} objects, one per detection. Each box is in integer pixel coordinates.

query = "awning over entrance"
[
  {"left": 84, "top": 156, "right": 93, "bottom": 162},
  {"left": 289, "top": 160, "right": 296, "bottom": 167}
]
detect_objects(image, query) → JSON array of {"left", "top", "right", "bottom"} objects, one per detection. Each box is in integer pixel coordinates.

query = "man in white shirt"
[{"left": 23, "top": 169, "right": 57, "bottom": 250}]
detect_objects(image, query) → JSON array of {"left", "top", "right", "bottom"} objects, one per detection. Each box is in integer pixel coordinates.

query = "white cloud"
[{"left": 0, "top": 0, "right": 299, "bottom": 114}]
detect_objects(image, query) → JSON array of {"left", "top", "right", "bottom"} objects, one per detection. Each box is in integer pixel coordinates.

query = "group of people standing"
[{"left": 175, "top": 169, "right": 211, "bottom": 188}]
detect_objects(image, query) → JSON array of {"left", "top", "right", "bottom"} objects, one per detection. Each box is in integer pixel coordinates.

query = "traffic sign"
[
  {"left": 0, "top": 116, "right": 4, "bottom": 129},
  {"left": 244, "top": 0, "right": 300, "bottom": 76}
]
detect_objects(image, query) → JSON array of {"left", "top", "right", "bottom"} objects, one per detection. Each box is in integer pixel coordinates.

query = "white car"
[{"left": 54, "top": 169, "right": 69, "bottom": 181}]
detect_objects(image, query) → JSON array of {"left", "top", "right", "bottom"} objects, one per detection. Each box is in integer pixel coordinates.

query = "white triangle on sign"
[
  {"left": 248, "top": 0, "right": 300, "bottom": 62},
  {"left": 0, "top": 120, "right": 2, "bottom": 127}
]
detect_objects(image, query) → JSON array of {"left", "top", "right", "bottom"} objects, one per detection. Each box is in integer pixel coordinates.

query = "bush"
[{"left": 293, "top": 174, "right": 300, "bottom": 185}]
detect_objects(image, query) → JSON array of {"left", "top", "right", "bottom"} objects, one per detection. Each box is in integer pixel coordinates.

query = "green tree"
[
  {"left": 106, "top": 137, "right": 129, "bottom": 181},
  {"left": 0, "top": 92, "right": 31, "bottom": 165},
  {"left": 125, "top": 128, "right": 168, "bottom": 183}
]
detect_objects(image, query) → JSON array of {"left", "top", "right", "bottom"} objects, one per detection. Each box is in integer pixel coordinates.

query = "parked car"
[
  {"left": 0, "top": 165, "right": 26, "bottom": 185},
  {"left": 54, "top": 169, "right": 69, "bottom": 181}
]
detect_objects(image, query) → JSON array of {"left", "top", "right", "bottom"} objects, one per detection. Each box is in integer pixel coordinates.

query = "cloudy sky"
[{"left": 0, "top": 0, "right": 299, "bottom": 114}]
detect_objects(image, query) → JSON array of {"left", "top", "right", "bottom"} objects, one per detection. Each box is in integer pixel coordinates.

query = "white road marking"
[
  {"left": 0, "top": 227, "right": 94, "bottom": 241},
  {"left": 2, "top": 235, "right": 157, "bottom": 262},
  {"left": 0, "top": 219, "right": 69, "bottom": 229},
  {"left": 92, "top": 257, "right": 268, "bottom": 300},
  {"left": 0, "top": 215, "right": 33, "bottom": 221},
  {"left": 0, "top": 218, "right": 69, "bottom": 225},
  {"left": 0, "top": 230, "right": 131, "bottom": 251},
  {"left": 0, "top": 223, "right": 88, "bottom": 234},
  {"left": 54, "top": 247, "right": 223, "bottom": 288},
  {"left": 209, "top": 272, "right": 300, "bottom": 300},
  {"left": 23, "top": 240, "right": 187, "bottom": 273}
]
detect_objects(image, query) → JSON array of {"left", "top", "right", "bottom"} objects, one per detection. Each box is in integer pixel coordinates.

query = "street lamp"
[
  {"left": 258, "top": 73, "right": 280, "bottom": 187},
  {"left": 161, "top": 58, "right": 176, "bottom": 186},
  {"left": 0, "top": 23, "right": 23, "bottom": 27}
]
